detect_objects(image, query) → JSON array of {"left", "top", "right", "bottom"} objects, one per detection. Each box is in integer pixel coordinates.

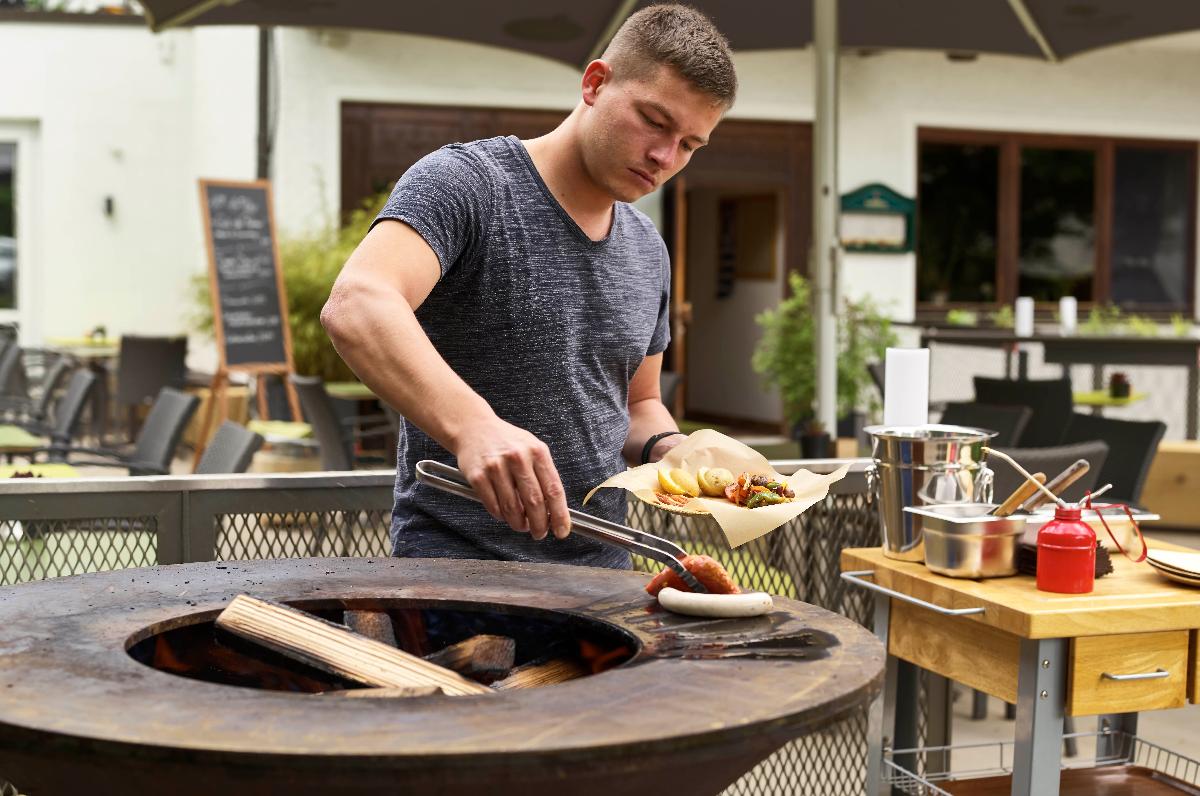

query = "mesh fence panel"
[
  {"left": 0, "top": 517, "right": 157, "bottom": 586},
  {"left": 215, "top": 510, "right": 391, "bottom": 560},
  {"left": 627, "top": 484, "right": 881, "bottom": 796}
]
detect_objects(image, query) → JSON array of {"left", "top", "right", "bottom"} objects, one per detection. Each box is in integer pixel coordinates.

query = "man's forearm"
[
  {"left": 322, "top": 280, "right": 492, "bottom": 454},
  {"left": 623, "top": 397, "right": 682, "bottom": 466}
]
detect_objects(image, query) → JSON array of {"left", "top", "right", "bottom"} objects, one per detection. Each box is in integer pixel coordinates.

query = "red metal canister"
[{"left": 1036, "top": 505, "right": 1096, "bottom": 594}]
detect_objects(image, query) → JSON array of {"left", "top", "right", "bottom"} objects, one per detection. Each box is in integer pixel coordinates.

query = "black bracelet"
[{"left": 640, "top": 431, "right": 685, "bottom": 465}]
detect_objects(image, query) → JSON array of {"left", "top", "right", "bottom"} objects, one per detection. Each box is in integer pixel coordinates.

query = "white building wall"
[{"left": 2, "top": 21, "right": 1199, "bottom": 419}]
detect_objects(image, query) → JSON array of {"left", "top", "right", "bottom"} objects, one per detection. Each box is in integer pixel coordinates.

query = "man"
[{"left": 321, "top": 4, "right": 736, "bottom": 567}]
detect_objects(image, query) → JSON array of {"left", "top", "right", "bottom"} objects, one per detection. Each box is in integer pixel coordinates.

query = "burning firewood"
[
  {"left": 216, "top": 595, "right": 491, "bottom": 696},
  {"left": 492, "top": 658, "right": 589, "bottom": 691},
  {"left": 424, "top": 635, "right": 516, "bottom": 683},
  {"left": 343, "top": 610, "right": 397, "bottom": 647}
]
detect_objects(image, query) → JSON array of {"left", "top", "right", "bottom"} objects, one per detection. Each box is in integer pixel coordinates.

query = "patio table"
[
  {"left": 0, "top": 426, "right": 44, "bottom": 462},
  {"left": 843, "top": 540, "right": 1200, "bottom": 796},
  {"left": 919, "top": 328, "right": 1200, "bottom": 439},
  {"left": 0, "top": 463, "right": 78, "bottom": 479}
]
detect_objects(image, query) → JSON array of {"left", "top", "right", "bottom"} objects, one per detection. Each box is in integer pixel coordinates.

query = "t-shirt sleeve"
[
  {"left": 372, "top": 145, "right": 495, "bottom": 277},
  {"left": 647, "top": 238, "right": 672, "bottom": 356}
]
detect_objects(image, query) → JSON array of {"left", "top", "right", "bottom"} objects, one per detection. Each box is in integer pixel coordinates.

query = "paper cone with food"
[{"left": 585, "top": 428, "right": 849, "bottom": 547}]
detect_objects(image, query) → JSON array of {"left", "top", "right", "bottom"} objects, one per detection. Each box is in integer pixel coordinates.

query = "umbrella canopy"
[
  {"left": 139, "top": 0, "right": 1200, "bottom": 430},
  {"left": 142, "top": 0, "right": 1200, "bottom": 65}
]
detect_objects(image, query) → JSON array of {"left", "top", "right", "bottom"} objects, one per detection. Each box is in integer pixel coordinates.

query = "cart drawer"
[
  {"left": 1068, "top": 631, "right": 1189, "bottom": 716},
  {"left": 1190, "top": 630, "right": 1199, "bottom": 704}
]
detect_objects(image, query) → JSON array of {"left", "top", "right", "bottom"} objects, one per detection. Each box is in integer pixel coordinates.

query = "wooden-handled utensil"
[
  {"left": 990, "top": 472, "right": 1046, "bottom": 517},
  {"left": 1021, "top": 459, "right": 1090, "bottom": 512}
]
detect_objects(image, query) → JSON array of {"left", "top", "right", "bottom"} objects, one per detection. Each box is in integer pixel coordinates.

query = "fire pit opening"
[{"left": 126, "top": 599, "right": 639, "bottom": 694}]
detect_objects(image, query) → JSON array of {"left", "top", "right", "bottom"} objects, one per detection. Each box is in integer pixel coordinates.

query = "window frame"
[{"left": 916, "top": 127, "right": 1198, "bottom": 316}]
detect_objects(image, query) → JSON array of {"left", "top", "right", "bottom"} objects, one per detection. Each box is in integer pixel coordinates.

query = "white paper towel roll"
[
  {"left": 1015, "top": 296, "right": 1035, "bottom": 337},
  {"left": 883, "top": 348, "right": 930, "bottom": 427},
  {"left": 1059, "top": 296, "right": 1077, "bottom": 336}
]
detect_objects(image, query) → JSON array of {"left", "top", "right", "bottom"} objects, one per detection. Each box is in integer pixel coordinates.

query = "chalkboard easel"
[{"left": 195, "top": 178, "right": 301, "bottom": 465}]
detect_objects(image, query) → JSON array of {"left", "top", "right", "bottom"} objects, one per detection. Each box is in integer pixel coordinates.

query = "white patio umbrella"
[{"left": 138, "top": 0, "right": 1200, "bottom": 430}]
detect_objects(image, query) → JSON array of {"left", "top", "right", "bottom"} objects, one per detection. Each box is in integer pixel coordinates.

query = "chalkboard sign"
[{"left": 199, "top": 179, "right": 293, "bottom": 371}]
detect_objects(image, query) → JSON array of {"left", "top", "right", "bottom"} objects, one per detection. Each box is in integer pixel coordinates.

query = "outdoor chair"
[
  {"left": 0, "top": 354, "right": 73, "bottom": 428},
  {"left": 196, "top": 421, "right": 264, "bottom": 474},
  {"left": 0, "top": 342, "right": 27, "bottom": 400},
  {"left": 40, "top": 387, "right": 199, "bottom": 475},
  {"left": 938, "top": 402, "right": 1032, "bottom": 447},
  {"left": 1061, "top": 413, "right": 1166, "bottom": 506},
  {"left": 36, "top": 368, "right": 97, "bottom": 448},
  {"left": 289, "top": 375, "right": 392, "bottom": 471},
  {"left": 972, "top": 376, "right": 1074, "bottom": 448},
  {"left": 990, "top": 440, "right": 1109, "bottom": 507},
  {"left": 115, "top": 335, "right": 188, "bottom": 441},
  {"left": 660, "top": 370, "right": 682, "bottom": 414}
]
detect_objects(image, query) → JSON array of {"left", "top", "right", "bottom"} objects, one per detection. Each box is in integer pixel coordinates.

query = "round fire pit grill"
[{"left": 0, "top": 557, "right": 883, "bottom": 796}]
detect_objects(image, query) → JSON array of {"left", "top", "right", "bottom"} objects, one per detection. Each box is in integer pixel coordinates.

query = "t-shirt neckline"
[{"left": 506, "top": 136, "right": 621, "bottom": 247}]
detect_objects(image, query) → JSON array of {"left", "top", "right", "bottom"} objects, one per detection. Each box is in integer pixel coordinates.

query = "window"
[
  {"left": 917, "top": 129, "right": 1197, "bottom": 312},
  {"left": 0, "top": 142, "right": 14, "bottom": 310}
]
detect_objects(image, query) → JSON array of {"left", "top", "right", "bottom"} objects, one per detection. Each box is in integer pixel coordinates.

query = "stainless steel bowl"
[{"left": 904, "top": 503, "right": 1023, "bottom": 578}]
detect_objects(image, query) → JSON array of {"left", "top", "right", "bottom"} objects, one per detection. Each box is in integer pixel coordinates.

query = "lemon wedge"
[
  {"left": 669, "top": 468, "right": 701, "bottom": 498},
  {"left": 657, "top": 468, "right": 687, "bottom": 495}
]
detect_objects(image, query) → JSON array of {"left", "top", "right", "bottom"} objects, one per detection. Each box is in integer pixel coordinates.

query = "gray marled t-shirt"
[{"left": 374, "top": 136, "right": 670, "bottom": 568}]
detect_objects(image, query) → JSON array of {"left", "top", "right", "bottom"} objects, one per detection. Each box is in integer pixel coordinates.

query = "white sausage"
[{"left": 657, "top": 587, "right": 774, "bottom": 618}]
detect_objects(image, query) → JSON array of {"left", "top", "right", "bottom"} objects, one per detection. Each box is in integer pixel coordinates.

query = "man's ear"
[{"left": 581, "top": 59, "right": 613, "bottom": 107}]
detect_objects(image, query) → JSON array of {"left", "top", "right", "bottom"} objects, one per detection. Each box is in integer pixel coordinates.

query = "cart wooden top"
[{"left": 841, "top": 539, "right": 1200, "bottom": 639}]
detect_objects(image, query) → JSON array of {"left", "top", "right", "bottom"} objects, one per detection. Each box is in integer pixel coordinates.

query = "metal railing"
[{"left": 0, "top": 460, "right": 882, "bottom": 795}]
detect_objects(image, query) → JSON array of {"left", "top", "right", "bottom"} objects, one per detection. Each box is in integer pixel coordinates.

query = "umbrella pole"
[
  {"left": 256, "top": 26, "right": 273, "bottom": 180},
  {"left": 811, "top": 0, "right": 840, "bottom": 434}
]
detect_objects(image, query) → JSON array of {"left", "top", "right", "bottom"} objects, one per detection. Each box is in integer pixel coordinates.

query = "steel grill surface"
[{"left": 0, "top": 468, "right": 889, "bottom": 794}]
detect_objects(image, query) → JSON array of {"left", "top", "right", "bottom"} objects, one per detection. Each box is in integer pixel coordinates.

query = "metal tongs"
[{"left": 415, "top": 460, "right": 708, "bottom": 594}]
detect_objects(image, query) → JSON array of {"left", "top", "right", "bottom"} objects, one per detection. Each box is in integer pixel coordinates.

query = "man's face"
[{"left": 579, "top": 62, "right": 725, "bottom": 203}]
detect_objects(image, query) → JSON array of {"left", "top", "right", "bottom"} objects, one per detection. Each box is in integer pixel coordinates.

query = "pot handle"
[
  {"left": 974, "top": 465, "right": 995, "bottom": 504},
  {"left": 841, "top": 570, "right": 986, "bottom": 617}
]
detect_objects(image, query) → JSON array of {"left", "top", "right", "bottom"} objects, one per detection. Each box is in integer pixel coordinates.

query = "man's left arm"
[{"left": 622, "top": 353, "right": 685, "bottom": 466}]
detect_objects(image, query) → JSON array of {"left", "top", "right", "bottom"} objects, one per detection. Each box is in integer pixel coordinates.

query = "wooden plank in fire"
[
  {"left": 493, "top": 658, "right": 589, "bottom": 691},
  {"left": 216, "top": 595, "right": 491, "bottom": 696},
  {"left": 343, "top": 610, "right": 396, "bottom": 647},
  {"left": 425, "top": 635, "right": 516, "bottom": 682}
]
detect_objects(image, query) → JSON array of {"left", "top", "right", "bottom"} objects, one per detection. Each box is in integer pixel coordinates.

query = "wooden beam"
[
  {"left": 323, "top": 686, "right": 442, "bottom": 699},
  {"left": 493, "top": 658, "right": 588, "bottom": 691},
  {"left": 425, "top": 635, "right": 516, "bottom": 683},
  {"left": 343, "top": 610, "right": 396, "bottom": 647},
  {"left": 216, "top": 595, "right": 491, "bottom": 696}
]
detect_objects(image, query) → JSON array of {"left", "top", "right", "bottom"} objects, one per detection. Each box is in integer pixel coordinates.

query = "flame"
[{"left": 577, "top": 639, "right": 632, "bottom": 674}]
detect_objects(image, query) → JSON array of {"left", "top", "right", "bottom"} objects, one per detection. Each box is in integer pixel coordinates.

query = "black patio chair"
[
  {"left": 1061, "top": 413, "right": 1166, "bottom": 506},
  {"left": 115, "top": 335, "right": 188, "bottom": 440},
  {"left": 660, "top": 370, "right": 682, "bottom": 413},
  {"left": 39, "top": 368, "right": 97, "bottom": 448},
  {"left": 972, "top": 376, "right": 1074, "bottom": 448},
  {"left": 0, "top": 354, "right": 73, "bottom": 428},
  {"left": 0, "top": 342, "right": 27, "bottom": 400},
  {"left": 990, "top": 440, "right": 1109, "bottom": 507},
  {"left": 939, "top": 402, "right": 1032, "bottom": 447},
  {"left": 196, "top": 421, "right": 264, "bottom": 474},
  {"left": 40, "top": 387, "right": 198, "bottom": 475},
  {"left": 289, "top": 374, "right": 391, "bottom": 471}
]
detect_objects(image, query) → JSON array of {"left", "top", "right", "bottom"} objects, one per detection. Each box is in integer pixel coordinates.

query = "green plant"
[
  {"left": 1125, "top": 314, "right": 1160, "bottom": 338},
  {"left": 1079, "top": 303, "right": 1123, "bottom": 335},
  {"left": 945, "top": 309, "right": 978, "bottom": 327},
  {"left": 752, "top": 273, "right": 897, "bottom": 427},
  {"left": 1171, "top": 314, "right": 1193, "bottom": 337},
  {"left": 987, "top": 305, "right": 1014, "bottom": 329},
  {"left": 189, "top": 192, "right": 389, "bottom": 381}
]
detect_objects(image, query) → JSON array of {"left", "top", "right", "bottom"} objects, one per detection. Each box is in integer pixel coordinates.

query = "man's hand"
[{"left": 453, "top": 417, "right": 572, "bottom": 541}]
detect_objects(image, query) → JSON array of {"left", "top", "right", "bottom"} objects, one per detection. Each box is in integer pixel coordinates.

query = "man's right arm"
[{"left": 320, "top": 220, "right": 571, "bottom": 540}]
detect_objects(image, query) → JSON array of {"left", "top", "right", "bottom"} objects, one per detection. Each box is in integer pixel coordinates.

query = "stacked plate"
[{"left": 1146, "top": 549, "right": 1200, "bottom": 587}]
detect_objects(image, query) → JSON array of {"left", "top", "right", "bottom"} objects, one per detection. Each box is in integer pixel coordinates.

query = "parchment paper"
[{"left": 584, "top": 428, "right": 849, "bottom": 547}]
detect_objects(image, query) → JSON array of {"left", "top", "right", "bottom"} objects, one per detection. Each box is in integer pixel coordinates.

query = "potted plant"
[{"left": 753, "top": 273, "right": 897, "bottom": 449}]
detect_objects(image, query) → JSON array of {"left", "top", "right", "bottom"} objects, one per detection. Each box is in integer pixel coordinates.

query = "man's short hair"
[{"left": 601, "top": 4, "right": 737, "bottom": 108}]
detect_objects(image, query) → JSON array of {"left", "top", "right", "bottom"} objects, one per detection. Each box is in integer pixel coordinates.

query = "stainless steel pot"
[
  {"left": 905, "top": 503, "right": 1023, "bottom": 578},
  {"left": 866, "top": 424, "right": 996, "bottom": 562}
]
